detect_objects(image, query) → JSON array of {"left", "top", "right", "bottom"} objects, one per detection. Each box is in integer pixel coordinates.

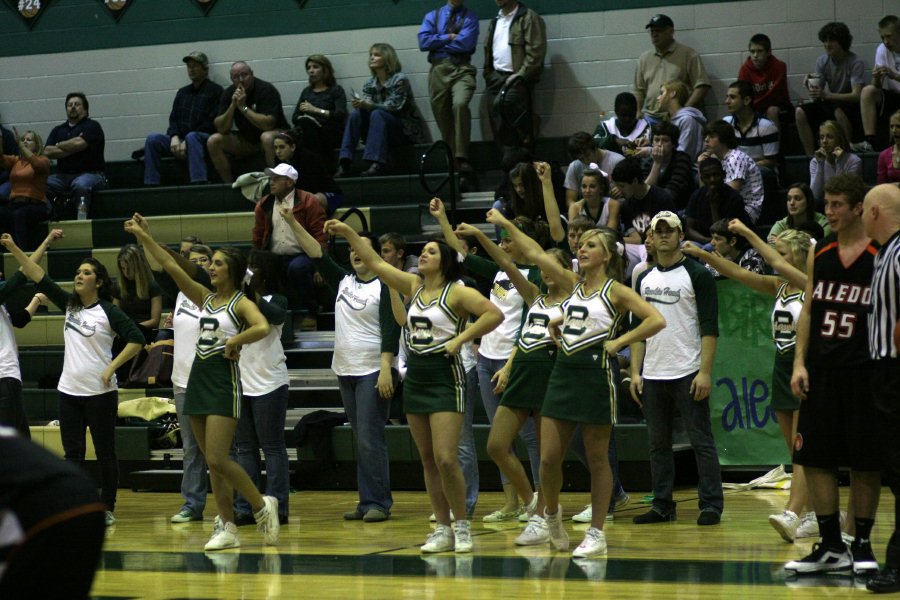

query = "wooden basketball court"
[{"left": 88, "top": 486, "right": 893, "bottom": 599}]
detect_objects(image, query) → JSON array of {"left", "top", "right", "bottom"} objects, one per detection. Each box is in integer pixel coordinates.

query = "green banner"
[{"left": 710, "top": 279, "right": 792, "bottom": 466}]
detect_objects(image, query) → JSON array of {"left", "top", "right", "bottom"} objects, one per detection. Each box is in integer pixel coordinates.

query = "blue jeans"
[
  {"left": 174, "top": 386, "right": 207, "bottom": 517},
  {"left": 339, "top": 108, "right": 407, "bottom": 165},
  {"left": 233, "top": 385, "right": 290, "bottom": 518},
  {"left": 0, "top": 199, "right": 51, "bottom": 250},
  {"left": 143, "top": 132, "right": 211, "bottom": 184},
  {"left": 641, "top": 373, "right": 723, "bottom": 515},
  {"left": 46, "top": 172, "right": 106, "bottom": 215},
  {"left": 339, "top": 372, "right": 393, "bottom": 514},
  {"left": 58, "top": 391, "right": 118, "bottom": 511},
  {"left": 476, "top": 354, "right": 540, "bottom": 487},
  {"left": 279, "top": 253, "right": 316, "bottom": 312},
  {"left": 459, "top": 366, "right": 480, "bottom": 516}
]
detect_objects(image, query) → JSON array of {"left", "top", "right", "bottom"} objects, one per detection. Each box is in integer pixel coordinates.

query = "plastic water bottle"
[{"left": 76, "top": 197, "right": 88, "bottom": 221}]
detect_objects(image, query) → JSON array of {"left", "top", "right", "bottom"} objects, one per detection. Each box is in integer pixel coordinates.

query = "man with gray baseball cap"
[{"left": 143, "top": 51, "right": 223, "bottom": 185}]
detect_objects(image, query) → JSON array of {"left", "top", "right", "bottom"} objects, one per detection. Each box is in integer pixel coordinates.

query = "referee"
[{"left": 862, "top": 184, "right": 900, "bottom": 594}]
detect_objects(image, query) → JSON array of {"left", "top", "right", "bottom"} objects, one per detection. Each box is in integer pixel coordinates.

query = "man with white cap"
[
  {"left": 633, "top": 14, "right": 710, "bottom": 123},
  {"left": 143, "top": 51, "right": 223, "bottom": 185},
  {"left": 630, "top": 210, "right": 724, "bottom": 526},
  {"left": 251, "top": 163, "right": 326, "bottom": 313}
]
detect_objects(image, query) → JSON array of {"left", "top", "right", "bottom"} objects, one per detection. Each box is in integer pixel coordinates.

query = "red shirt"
[
  {"left": 738, "top": 55, "right": 790, "bottom": 112},
  {"left": 252, "top": 189, "right": 326, "bottom": 251}
]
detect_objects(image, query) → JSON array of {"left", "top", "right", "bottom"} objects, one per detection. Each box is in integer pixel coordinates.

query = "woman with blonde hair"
[
  {"left": 524, "top": 225, "right": 665, "bottom": 557},
  {"left": 810, "top": 120, "right": 862, "bottom": 202},
  {"left": 114, "top": 243, "right": 162, "bottom": 337},
  {"left": 0, "top": 129, "right": 51, "bottom": 250},
  {"left": 335, "top": 43, "right": 426, "bottom": 177}
]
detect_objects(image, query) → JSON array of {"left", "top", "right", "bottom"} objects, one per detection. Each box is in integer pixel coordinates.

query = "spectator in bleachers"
[
  {"left": 699, "top": 120, "right": 764, "bottom": 224},
  {"left": 44, "top": 92, "right": 106, "bottom": 220},
  {"left": 143, "top": 51, "right": 222, "bottom": 186},
  {"left": 854, "top": 16, "right": 900, "bottom": 153},
  {"left": 593, "top": 92, "right": 650, "bottom": 155},
  {"left": 877, "top": 109, "right": 900, "bottom": 186},
  {"left": 738, "top": 33, "right": 791, "bottom": 130},
  {"left": 795, "top": 22, "right": 866, "bottom": 156},
  {"left": 810, "top": 120, "right": 862, "bottom": 202},
  {"left": 379, "top": 232, "right": 419, "bottom": 274},
  {"left": 496, "top": 161, "right": 564, "bottom": 245},
  {"left": 0, "top": 122, "right": 18, "bottom": 200},
  {"left": 251, "top": 163, "right": 325, "bottom": 317},
  {"left": 178, "top": 235, "right": 202, "bottom": 258},
  {"left": 567, "top": 165, "right": 618, "bottom": 229},
  {"left": 684, "top": 158, "right": 750, "bottom": 245},
  {"left": 723, "top": 80, "right": 779, "bottom": 171},
  {"left": 612, "top": 157, "right": 675, "bottom": 245},
  {"left": 656, "top": 80, "right": 707, "bottom": 161},
  {"left": 290, "top": 55, "right": 347, "bottom": 171},
  {"left": 483, "top": 1, "right": 546, "bottom": 164},
  {"left": 767, "top": 183, "right": 830, "bottom": 243},
  {"left": 232, "top": 249, "right": 291, "bottom": 526},
  {"left": 272, "top": 131, "right": 344, "bottom": 214},
  {"left": 0, "top": 129, "right": 51, "bottom": 250},
  {"left": 335, "top": 43, "right": 426, "bottom": 178},
  {"left": 114, "top": 244, "right": 162, "bottom": 340},
  {"left": 704, "top": 218, "right": 766, "bottom": 277},
  {"left": 563, "top": 131, "right": 624, "bottom": 208},
  {"left": 418, "top": 0, "right": 479, "bottom": 173},
  {"left": 633, "top": 14, "right": 710, "bottom": 124},
  {"left": 208, "top": 61, "right": 288, "bottom": 184},
  {"left": 642, "top": 121, "right": 696, "bottom": 211}
]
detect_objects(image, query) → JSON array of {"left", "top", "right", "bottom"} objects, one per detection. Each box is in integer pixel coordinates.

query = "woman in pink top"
[
  {"left": 0, "top": 129, "right": 51, "bottom": 249},
  {"left": 876, "top": 109, "right": 900, "bottom": 187}
]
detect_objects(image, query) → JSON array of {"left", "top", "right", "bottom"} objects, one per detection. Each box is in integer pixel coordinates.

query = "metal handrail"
[{"left": 419, "top": 140, "right": 458, "bottom": 226}]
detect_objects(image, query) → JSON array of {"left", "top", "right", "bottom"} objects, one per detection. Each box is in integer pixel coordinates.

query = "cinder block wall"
[{"left": 0, "top": 0, "right": 891, "bottom": 162}]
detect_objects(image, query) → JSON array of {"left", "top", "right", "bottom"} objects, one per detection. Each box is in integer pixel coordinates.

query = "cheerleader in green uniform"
[
  {"left": 453, "top": 216, "right": 576, "bottom": 547},
  {"left": 324, "top": 219, "right": 502, "bottom": 555},
  {"left": 518, "top": 223, "right": 665, "bottom": 558},
  {"left": 683, "top": 219, "right": 813, "bottom": 543},
  {"left": 125, "top": 216, "right": 280, "bottom": 552}
]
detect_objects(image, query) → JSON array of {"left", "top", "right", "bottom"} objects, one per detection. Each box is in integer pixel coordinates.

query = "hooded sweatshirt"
[{"left": 671, "top": 107, "right": 707, "bottom": 161}]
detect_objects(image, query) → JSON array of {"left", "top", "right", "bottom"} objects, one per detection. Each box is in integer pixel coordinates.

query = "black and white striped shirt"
[{"left": 869, "top": 230, "right": 900, "bottom": 359}]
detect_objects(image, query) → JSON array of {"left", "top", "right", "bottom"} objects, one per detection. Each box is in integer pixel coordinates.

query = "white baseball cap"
[
  {"left": 650, "top": 210, "right": 682, "bottom": 230},
  {"left": 265, "top": 163, "right": 298, "bottom": 181}
]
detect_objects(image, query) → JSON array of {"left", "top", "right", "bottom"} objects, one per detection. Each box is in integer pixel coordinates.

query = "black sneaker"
[
  {"left": 784, "top": 542, "right": 852, "bottom": 574},
  {"left": 632, "top": 509, "right": 676, "bottom": 524},
  {"left": 867, "top": 566, "right": 900, "bottom": 594},
  {"left": 851, "top": 540, "right": 879, "bottom": 574},
  {"left": 697, "top": 510, "right": 721, "bottom": 526}
]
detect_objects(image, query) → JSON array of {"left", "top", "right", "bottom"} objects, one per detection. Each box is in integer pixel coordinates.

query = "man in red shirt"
[
  {"left": 252, "top": 163, "right": 325, "bottom": 313},
  {"left": 738, "top": 33, "right": 791, "bottom": 129}
]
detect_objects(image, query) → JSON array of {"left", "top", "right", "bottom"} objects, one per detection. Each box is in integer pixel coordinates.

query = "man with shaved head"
[{"left": 862, "top": 184, "right": 900, "bottom": 593}]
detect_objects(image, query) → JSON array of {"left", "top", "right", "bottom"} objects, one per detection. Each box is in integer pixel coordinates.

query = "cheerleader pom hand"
[
  {"left": 0, "top": 233, "right": 16, "bottom": 250},
  {"left": 629, "top": 375, "right": 644, "bottom": 407},
  {"left": 444, "top": 337, "right": 462, "bottom": 356},
  {"left": 224, "top": 339, "right": 241, "bottom": 361},
  {"left": 124, "top": 219, "right": 148, "bottom": 241},
  {"left": 491, "top": 367, "right": 509, "bottom": 394},
  {"left": 323, "top": 219, "right": 352, "bottom": 238},
  {"left": 485, "top": 208, "right": 509, "bottom": 227},
  {"left": 454, "top": 222, "right": 480, "bottom": 238},
  {"left": 428, "top": 197, "right": 446, "bottom": 220},
  {"left": 101, "top": 365, "right": 115, "bottom": 387}
]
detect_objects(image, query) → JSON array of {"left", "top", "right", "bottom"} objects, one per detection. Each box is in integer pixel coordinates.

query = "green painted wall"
[{"left": 0, "top": 0, "right": 721, "bottom": 57}]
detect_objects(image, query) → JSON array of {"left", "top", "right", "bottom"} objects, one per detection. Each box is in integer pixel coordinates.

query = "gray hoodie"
[{"left": 671, "top": 107, "right": 707, "bottom": 161}]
